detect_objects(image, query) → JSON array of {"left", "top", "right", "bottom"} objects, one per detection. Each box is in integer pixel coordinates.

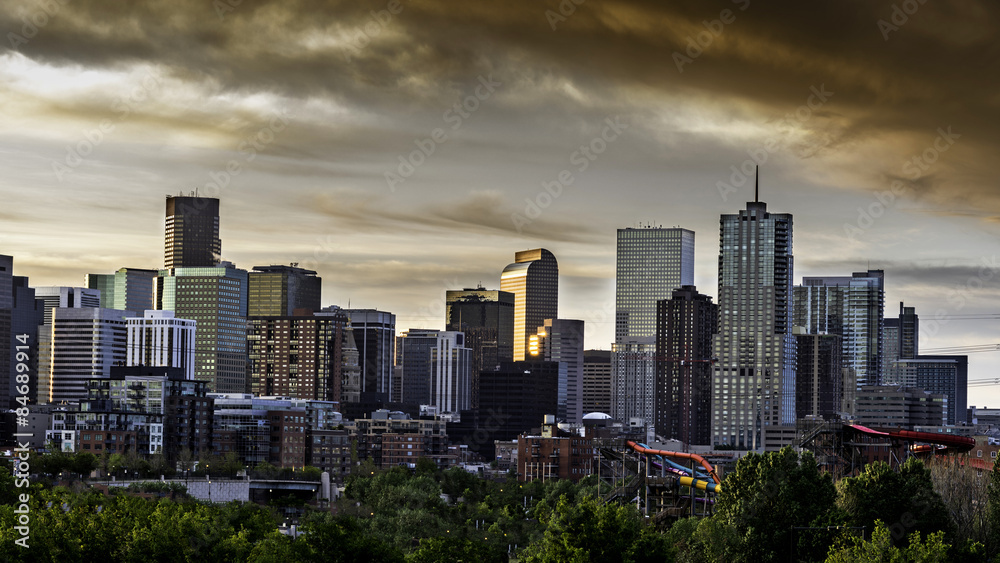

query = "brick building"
[{"left": 517, "top": 416, "right": 594, "bottom": 482}]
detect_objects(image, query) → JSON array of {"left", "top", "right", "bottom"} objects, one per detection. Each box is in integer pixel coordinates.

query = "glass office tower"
[
  {"left": 156, "top": 265, "right": 248, "bottom": 393},
  {"left": 500, "top": 249, "right": 558, "bottom": 362},
  {"left": 164, "top": 196, "right": 221, "bottom": 269},
  {"left": 712, "top": 197, "right": 795, "bottom": 450},
  {"left": 612, "top": 227, "right": 694, "bottom": 427}
]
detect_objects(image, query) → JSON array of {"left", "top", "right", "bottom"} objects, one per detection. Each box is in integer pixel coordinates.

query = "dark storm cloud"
[
  {"left": 308, "top": 188, "right": 603, "bottom": 242},
  {"left": 7, "top": 0, "right": 999, "bottom": 217},
  {"left": 798, "top": 257, "right": 1000, "bottom": 292}
]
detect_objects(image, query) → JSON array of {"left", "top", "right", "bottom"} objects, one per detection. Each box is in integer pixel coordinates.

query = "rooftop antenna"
[{"left": 755, "top": 165, "right": 759, "bottom": 203}]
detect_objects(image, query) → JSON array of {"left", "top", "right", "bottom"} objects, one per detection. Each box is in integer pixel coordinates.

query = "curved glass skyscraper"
[{"left": 500, "top": 249, "right": 558, "bottom": 361}]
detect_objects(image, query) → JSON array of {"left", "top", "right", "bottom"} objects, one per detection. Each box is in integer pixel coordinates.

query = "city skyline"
[{"left": 3, "top": 0, "right": 1000, "bottom": 407}]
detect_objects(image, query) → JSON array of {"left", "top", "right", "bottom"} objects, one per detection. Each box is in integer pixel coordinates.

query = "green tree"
[
  {"left": 520, "top": 495, "right": 673, "bottom": 563},
  {"left": 440, "top": 466, "right": 481, "bottom": 501},
  {"left": 714, "top": 447, "right": 837, "bottom": 562},
  {"left": 107, "top": 453, "right": 126, "bottom": 476},
  {"left": 253, "top": 461, "right": 280, "bottom": 479},
  {"left": 407, "top": 536, "right": 506, "bottom": 563},
  {"left": 297, "top": 513, "right": 405, "bottom": 562},
  {"left": 218, "top": 451, "right": 245, "bottom": 476},
  {"left": 36, "top": 444, "right": 73, "bottom": 476},
  {"left": 825, "top": 520, "right": 951, "bottom": 563},
  {"left": 123, "top": 449, "right": 151, "bottom": 477},
  {"left": 837, "top": 459, "right": 953, "bottom": 547},
  {"left": 987, "top": 462, "right": 1000, "bottom": 557},
  {"left": 177, "top": 447, "right": 196, "bottom": 474},
  {"left": 665, "top": 516, "right": 741, "bottom": 563},
  {"left": 71, "top": 451, "right": 99, "bottom": 477},
  {"left": 0, "top": 465, "right": 18, "bottom": 505},
  {"left": 148, "top": 452, "right": 171, "bottom": 477},
  {"left": 247, "top": 531, "right": 301, "bottom": 562},
  {"left": 300, "top": 465, "right": 322, "bottom": 481},
  {"left": 414, "top": 456, "right": 438, "bottom": 478}
]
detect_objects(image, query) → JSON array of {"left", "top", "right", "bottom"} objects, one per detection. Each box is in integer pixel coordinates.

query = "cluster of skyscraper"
[
  {"left": 0, "top": 196, "right": 588, "bottom": 437},
  {"left": 0, "top": 184, "right": 969, "bottom": 453},
  {"left": 608, "top": 186, "right": 967, "bottom": 449}
]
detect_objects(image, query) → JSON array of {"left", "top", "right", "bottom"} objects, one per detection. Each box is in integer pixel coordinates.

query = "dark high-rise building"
[
  {"left": 248, "top": 265, "right": 322, "bottom": 316},
  {"left": 445, "top": 287, "right": 514, "bottom": 406},
  {"left": 8, "top": 276, "right": 43, "bottom": 406},
  {"left": 164, "top": 196, "right": 221, "bottom": 269},
  {"left": 883, "top": 302, "right": 919, "bottom": 385},
  {"left": 0, "top": 255, "right": 11, "bottom": 310},
  {"left": 247, "top": 310, "right": 348, "bottom": 403},
  {"left": 882, "top": 318, "right": 900, "bottom": 379},
  {"left": 898, "top": 302, "right": 919, "bottom": 359},
  {"left": 888, "top": 355, "right": 967, "bottom": 426},
  {"left": 0, "top": 256, "right": 13, "bottom": 409},
  {"left": 472, "top": 360, "right": 559, "bottom": 449},
  {"left": 344, "top": 309, "right": 396, "bottom": 400},
  {"left": 500, "top": 249, "right": 558, "bottom": 361},
  {"left": 712, "top": 187, "right": 795, "bottom": 450},
  {"left": 582, "top": 350, "right": 612, "bottom": 415},
  {"left": 397, "top": 330, "right": 436, "bottom": 407},
  {"left": 794, "top": 270, "right": 884, "bottom": 389},
  {"left": 529, "top": 319, "right": 585, "bottom": 424},
  {"left": 655, "top": 286, "right": 717, "bottom": 446},
  {"left": 794, "top": 333, "right": 843, "bottom": 420},
  {"left": 613, "top": 227, "right": 694, "bottom": 429},
  {"left": 155, "top": 264, "right": 248, "bottom": 394}
]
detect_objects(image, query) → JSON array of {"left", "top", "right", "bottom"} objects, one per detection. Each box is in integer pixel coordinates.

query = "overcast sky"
[{"left": 2, "top": 0, "right": 999, "bottom": 407}]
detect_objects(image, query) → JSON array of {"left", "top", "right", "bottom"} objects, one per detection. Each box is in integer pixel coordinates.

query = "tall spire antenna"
[{"left": 755, "top": 166, "right": 759, "bottom": 203}]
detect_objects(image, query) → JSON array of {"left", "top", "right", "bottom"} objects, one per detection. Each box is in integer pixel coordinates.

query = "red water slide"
[
  {"left": 845, "top": 424, "right": 975, "bottom": 452},
  {"left": 626, "top": 441, "right": 722, "bottom": 485}
]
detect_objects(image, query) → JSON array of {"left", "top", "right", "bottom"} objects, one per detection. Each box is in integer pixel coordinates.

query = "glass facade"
[
  {"left": 500, "top": 249, "right": 558, "bottom": 361},
  {"left": 344, "top": 309, "right": 396, "bottom": 399},
  {"left": 398, "top": 329, "right": 471, "bottom": 414},
  {"left": 613, "top": 227, "right": 694, "bottom": 427},
  {"left": 712, "top": 200, "right": 795, "bottom": 450},
  {"left": 86, "top": 268, "right": 157, "bottom": 313},
  {"left": 48, "top": 307, "right": 134, "bottom": 403},
  {"left": 531, "top": 318, "right": 585, "bottom": 424},
  {"left": 248, "top": 265, "right": 322, "bottom": 316},
  {"left": 887, "top": 355, "right": 967, "bottom": 425},
  {"left": 794, "top": 270, "right": 885, "bottom": 390},
  {"left": 156, "top": 266, "right": 248, "bottom": 394},
  {"left": 164, "top": 196, "right": 221, "bottom": 269},
  {"left": 615, "top": 227, "right": 694, "bottom": 340}
]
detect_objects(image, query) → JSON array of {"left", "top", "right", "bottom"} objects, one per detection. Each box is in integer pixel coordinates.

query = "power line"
[{"left": 919, "top": 343, "right": 1000, "bottom": 354}]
